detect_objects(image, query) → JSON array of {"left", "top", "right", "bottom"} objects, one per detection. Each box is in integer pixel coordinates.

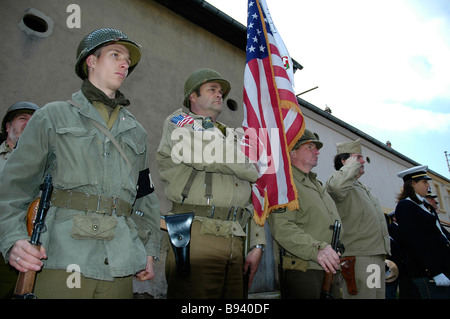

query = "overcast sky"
[{"left": 207, "top": 0, "right": 450, "bottom": 179}]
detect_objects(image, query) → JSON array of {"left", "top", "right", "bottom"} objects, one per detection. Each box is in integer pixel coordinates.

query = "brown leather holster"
[{"left": 340, "top": 256, "right": 357, "bottom": 295}]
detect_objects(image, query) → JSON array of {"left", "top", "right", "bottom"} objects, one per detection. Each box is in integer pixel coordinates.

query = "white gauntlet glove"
[{"left": 433, "top": 273, "right": 450, "bottom": 286}]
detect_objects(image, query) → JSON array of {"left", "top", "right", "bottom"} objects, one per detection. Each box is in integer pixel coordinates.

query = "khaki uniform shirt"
[
  {"left": 0, "top": 141, "right": 12, "bottom": 173},
  {"left": 0, "top": 90, "right": 161, "bottom": 281},
  {"left": 268, "top": 166, "right": 342, "bottom": 271},
  {"left": 326, "top": 162, "right": 390, "bottom": 257},
  {"left": 156, "top": 108, "right": 265, "bottom": 247}
]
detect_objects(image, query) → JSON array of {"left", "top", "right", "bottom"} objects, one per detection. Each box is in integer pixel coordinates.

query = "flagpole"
[{"left": 296, "top": 86, "right": 319, "bottom": 97}]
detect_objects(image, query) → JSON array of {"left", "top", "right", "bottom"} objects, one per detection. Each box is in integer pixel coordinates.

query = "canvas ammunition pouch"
[
  {"left": 172, "top": 203, "right": 251, "bottom": 230},
  {"left": 340, "top": 256, "right": 357, "bottom": 295},
  {"left": 71, "top": 213, "right": 118, "bottom": 241},
  {"left": 51, "top": 188, "right": 132, "bottom": 241},
  {"left": 164, "top": 212, "right": 194, "bottom": 274}
]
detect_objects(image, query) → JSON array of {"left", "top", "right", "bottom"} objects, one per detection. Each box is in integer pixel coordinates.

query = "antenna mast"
[{"left": 445, "top": 151, "right": 450, "bottom": 174}]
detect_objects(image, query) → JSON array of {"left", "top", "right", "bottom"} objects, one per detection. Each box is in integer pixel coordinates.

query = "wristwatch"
[{"left": 250, "top": 244, "right": 266, "bottom": 252}]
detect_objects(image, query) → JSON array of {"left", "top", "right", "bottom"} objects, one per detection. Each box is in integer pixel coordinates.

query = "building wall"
[{"left": 302, "top": 107, "right": 407, "bottom": 212}]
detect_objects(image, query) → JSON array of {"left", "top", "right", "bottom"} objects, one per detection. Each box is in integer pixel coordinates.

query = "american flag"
[
  {"left": 171, "top": 114, "right": 194, "bottom": 127},
  {"left": 242, "top": 0, "right": 305, "bottom": 225}
]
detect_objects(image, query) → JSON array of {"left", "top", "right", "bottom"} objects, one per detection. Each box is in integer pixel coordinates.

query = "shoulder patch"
[{"left": 171, "top": 114, "right": 194, "bottom": 127}]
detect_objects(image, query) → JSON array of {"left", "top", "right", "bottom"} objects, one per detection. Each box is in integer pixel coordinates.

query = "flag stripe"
[{"left": 242, "top": 0, "right": 305, "bottom": 225}]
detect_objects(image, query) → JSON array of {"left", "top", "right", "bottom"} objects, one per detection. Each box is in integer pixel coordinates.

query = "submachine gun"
[
  {"left": 13, "top": 174, "right": 53, "bottom": 299},
  {"left": 320, "top": 219, "right": 346, "bottom": 299}
]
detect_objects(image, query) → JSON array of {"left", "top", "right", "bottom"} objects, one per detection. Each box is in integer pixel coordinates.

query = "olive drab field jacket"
[
  {"left": 0, "top": 90, "right": 161, "bottom": 281},
  {"left": 268, "top": 167, "right": 342, "bottom": 271},
  {"left": 326, "top": 161, "right": 390, "bottom": 257},
  {"left": 156, "top": 107, "right": 265, "bottom": 247},
  {"left": 0, "top": 141, "right": 12, "bottom": 172}
]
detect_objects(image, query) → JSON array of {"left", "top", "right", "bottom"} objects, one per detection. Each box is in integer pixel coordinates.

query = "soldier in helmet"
[
  {"left": 267, "top": 129, "right": 343, "bottom": 299},
  {"left": 0, "top": 101, "right": 39, "bottom": 171},
  {"left": 0, "top": 28, "right": 161, "bottom": 298},
  {"left": 156, "top": 68, "right": 265, "bottom": 298},
  {"left": 0, "top": 101, "right": 38, "bottom": 299}
]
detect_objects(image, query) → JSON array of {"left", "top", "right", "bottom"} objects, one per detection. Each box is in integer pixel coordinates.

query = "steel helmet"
[
  {"left": 183, "top": 68, "right": 231, "bottom": 108},
  {"left": 1, "top": 102, "right": 39, "bottom": 139},
  {"left": 75, "top": 28, "right": 142, "bottom": 79}
]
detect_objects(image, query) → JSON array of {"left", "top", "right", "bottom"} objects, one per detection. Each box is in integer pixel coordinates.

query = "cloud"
[
  {"left": 345, "top": 101, "right": 450, "bottom": 133},
  {"left": 206, "top": 0, "right": 450, "bottom": 177},
  {"left": 282, "top": 0, "right": 450, "bottom": 136}
]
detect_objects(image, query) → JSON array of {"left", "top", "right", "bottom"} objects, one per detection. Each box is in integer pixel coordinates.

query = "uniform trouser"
[
  {"left": 165, "top": 220, "right": 244, "bottom": 299},
  {"left": 412, "top": 277, "right": 450, "bottom": 299},
  {"left": 0, "top": 254, "right": 18, "bottom": 299},
  {"left": 341, "top": 255, "right": 385, "bottom": 299},
  {"left": 33, "top": 269, "right": 133, "bottom": 299},
  {"left": 280, "top": 268, "right": 342, "bottom": 299}
]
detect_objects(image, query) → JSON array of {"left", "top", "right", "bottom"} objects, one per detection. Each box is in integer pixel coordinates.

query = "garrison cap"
[
  {"left": 397, "top": 165, "right": 431, "bottom": 182},
  {"left": 336, "top": 139, "right": 362, "bottom": 155},
  {"left": 293, "top": 129, "right": 323, "bottom": 150}
]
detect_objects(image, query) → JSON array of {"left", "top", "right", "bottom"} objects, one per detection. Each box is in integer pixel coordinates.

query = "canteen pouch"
[
  {"left": 165, "top": 212, "right": 194, "bottom": 274},
  {"left": 71, "top": 213, "right": 118, "bottom": 241},
  {"left": 340, "top": 256, "right": 357, "bottom": 295}
]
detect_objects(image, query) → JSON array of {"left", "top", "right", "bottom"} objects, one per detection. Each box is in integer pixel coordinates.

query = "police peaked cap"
[{"left": 397, "top": 165, "right": 432, "bottom": 182}]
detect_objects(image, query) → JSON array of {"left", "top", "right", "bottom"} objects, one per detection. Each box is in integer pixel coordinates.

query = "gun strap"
[
  {"left": 204, "top": 172, "right": 213, "bottom": 204},
  {"left": 181, "top": 169, "right": 198, "bottom": 202},
  {"left": 180, "top": 169, "right": 213, "bottom": 205}
]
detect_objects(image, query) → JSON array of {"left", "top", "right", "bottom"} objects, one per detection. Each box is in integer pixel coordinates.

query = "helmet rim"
[
  {"left": 75, "top": 28, "right": 141, "bottom": 80},
  {"left": 183, "top": 69, "right": 231, "bottom": 108}
]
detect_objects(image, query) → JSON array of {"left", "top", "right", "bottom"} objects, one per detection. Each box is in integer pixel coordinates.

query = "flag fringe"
[{"left": 253, "top": 198, "right": 299, "bottom": 226}]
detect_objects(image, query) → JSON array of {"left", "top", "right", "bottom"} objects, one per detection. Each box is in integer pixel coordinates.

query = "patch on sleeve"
[{"left": 170, "top": 114, "right": 194, "bottom": 127}]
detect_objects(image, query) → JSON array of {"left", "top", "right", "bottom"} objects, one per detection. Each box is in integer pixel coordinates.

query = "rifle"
[
  {"left": 320, "top": 219, "right": 344, "bottom": 299},
  {"left": 13, "top": 174, "right": 53, "bottom": 299}
]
